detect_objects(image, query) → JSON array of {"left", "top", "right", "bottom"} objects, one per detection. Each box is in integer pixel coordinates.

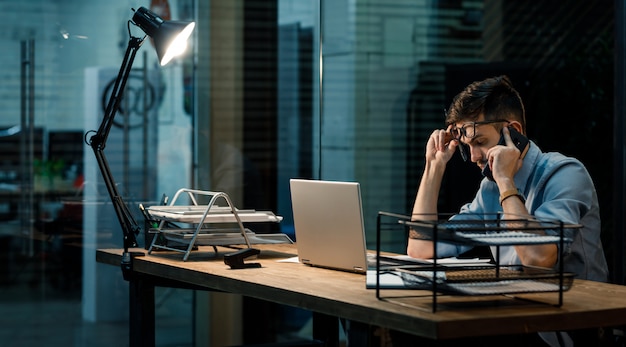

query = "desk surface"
[{"left": 97, "top": 244, "right": 626, "bottom": 340}]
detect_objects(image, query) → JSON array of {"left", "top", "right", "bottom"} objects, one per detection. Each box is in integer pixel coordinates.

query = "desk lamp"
[{"left": 86, "top": 7, "right": 194, "bottom": 279}]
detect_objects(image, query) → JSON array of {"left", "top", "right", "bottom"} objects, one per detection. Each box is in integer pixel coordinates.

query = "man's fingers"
[
  {"left": 431, "top": 129, "right": 449, "bottom": 151},
  {"left": 502, "top": 126, "right": 514, "bottom": 147}
]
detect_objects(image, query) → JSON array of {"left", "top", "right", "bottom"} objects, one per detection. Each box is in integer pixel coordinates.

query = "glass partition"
[
  {"left": 0, "top": 0, "right": 620, "bottom": 346},
  {"left": 279, "top": 0, "right": 615, "bottom": 258},
  {"left": 0, "top": 1, "right": 196, "bottom": 345}
]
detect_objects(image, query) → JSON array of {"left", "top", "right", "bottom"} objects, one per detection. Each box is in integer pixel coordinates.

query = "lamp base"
[{"left": 224, "top": 248, "right": 261, "bottom": 269}]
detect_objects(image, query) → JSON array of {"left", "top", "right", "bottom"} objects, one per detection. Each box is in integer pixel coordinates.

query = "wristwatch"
[{"left": 499, "top": 189, "right": 525, "bottom": 205}]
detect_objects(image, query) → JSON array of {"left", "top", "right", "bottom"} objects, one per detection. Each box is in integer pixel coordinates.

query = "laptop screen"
[{"left": 289, "top": 179, "right": 368, "bottom": 273}]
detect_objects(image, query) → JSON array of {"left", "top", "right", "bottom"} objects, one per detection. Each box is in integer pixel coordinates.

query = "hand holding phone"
[{"left": 482, "top": 126, "right": 529, "bottom": 181}]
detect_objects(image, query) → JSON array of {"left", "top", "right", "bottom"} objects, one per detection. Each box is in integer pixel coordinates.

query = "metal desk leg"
[{"left": 129, "top": 276, "right": 156, "bottom": 347}]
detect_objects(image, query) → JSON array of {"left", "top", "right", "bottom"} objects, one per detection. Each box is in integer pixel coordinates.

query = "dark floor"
[
  {"left": 0, "top": 275, "right": 194, "bottom": 347},
  {"left": 0, "top": 220, "right": 194, "bottom": 347},
  {"left": 0, "top": 219, "right": 317, "bottom": 347}
]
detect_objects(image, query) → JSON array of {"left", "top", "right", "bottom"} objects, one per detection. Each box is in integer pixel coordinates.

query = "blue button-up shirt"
[{"left": 438, "top": 141, "right": 608, "bottom": 282}]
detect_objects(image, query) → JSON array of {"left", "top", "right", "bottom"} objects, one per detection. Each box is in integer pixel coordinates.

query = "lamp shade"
[{"left": 132, "top": 7, "right": 195, "bottom": 66}]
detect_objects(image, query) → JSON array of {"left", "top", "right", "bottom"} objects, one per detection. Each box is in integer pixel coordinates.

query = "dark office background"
[{"left": 0, "top": 0, "right": 624, "bottom": 346}]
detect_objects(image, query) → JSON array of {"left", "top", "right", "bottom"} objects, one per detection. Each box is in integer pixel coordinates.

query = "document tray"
[
  {"left": 374, "top": 212, "right": 579, "bottom": 312},
  {"left": 157, "top": 228, "right": 293, "bottom": 246},
  {"left": 396, "top": 265, "right": 575, "bottom": 296},
  {"left": 147, "top": 207, "right": 283, "bottom": 224},
  {"left": 146, "top": 188, "right": 288, "bottom": 261},
  {"left": 401, "top": 218, "right": 576, "bottom": 246}
]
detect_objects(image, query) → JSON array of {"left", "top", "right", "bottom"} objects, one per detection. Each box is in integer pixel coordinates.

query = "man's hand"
[
  {"left": 426, "top": 125, "right": 459, "bottom": 165},
  {"left": 485, "top": 127, "right": 523, "bottom": 184}
]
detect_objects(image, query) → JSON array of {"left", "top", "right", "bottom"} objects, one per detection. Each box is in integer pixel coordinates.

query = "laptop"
[
  {"left": 289, "top": 179, "right": 370, "bottom": 273},
  {"left": 289, "top": 179, "right": 441, "bottom": 289}
]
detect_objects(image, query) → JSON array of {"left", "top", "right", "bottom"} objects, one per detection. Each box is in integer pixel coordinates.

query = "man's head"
[
  {"left": 445, "top": 75, "right": 526, "bottom": 132},
  {"left": 445, "top": 76, "right": 526, "bottom": 166}
]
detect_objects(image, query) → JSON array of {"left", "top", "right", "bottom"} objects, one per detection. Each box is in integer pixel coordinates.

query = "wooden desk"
[{"left": 96, "top": 244, "right": 626, "bottom": 345}]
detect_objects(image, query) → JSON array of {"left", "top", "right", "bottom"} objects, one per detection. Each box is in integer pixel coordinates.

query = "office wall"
[
  {"left": 312, "top": 0, "right": 616, "bottom": 261},
  {"left": 317, "top": 0, "right": 487, "bottom": 251}
]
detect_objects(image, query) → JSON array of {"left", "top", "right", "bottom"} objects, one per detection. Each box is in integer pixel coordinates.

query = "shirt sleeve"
[{"left": 529, "top": 160, "right": 594, "bottom": 234}]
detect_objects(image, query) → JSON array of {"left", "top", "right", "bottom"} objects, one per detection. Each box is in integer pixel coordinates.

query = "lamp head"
[{"left": 132, "top": 7, "right": 195, "bottom": 66}]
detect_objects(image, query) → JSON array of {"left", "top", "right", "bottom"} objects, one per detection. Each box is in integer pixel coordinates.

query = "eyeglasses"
[
  {"left": 450, "top": 119, "right": 509, "bottom": 161},
  {"left": 451, "top": 119, "right": 510, "bottom": 141}
]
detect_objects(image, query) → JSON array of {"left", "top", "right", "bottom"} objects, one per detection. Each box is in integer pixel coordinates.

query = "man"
[{"left": 405, "top": 75, "right": 608, "bottom": 346}]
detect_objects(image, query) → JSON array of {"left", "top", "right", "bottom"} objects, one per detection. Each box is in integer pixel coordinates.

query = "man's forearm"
[
  {"left": 408, "top": 160, "right": 446, "bottom": 258},
  {"left": 412, "top": 160, "right": 446, "bottom": 217}
]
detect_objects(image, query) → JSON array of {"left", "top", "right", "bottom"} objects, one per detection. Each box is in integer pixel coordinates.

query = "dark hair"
[{"left": 445, "top": 75, "right": 526, "bottom": 132}]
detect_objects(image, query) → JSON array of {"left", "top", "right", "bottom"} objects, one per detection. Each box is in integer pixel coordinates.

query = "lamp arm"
[{"left": 87, "top": 35, "right": 146, "bottom": 277}]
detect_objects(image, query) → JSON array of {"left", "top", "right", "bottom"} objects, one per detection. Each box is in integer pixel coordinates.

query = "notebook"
[{"left": 289, "top": 179, "right": 370, "bottom": 273}]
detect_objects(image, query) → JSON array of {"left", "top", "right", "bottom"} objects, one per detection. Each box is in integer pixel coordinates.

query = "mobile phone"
[{"left": 482, "top": 126, "right": 529, "bottom": 181}]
